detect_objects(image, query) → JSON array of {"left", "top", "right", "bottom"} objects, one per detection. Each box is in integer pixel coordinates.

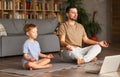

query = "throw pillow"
[{"left": 0, "top": 23, "right": 7, "bottom": 36}]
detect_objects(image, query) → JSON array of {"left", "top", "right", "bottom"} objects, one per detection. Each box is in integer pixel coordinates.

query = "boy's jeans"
[{"left": 61, "top": 44, "right": 101, "bottom": 62}]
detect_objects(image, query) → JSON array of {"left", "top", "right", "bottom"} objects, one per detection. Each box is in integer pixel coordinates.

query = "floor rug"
[{"left": 0, "top": 60, "right": 103, "bottom": 76}]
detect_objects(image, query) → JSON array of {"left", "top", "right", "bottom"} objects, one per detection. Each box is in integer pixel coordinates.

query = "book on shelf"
[
  {"left": 26, "top": 12, "right": 35, "bottom": 19},
  {"left": 34, "top": 2, "right": 39, "bottom": 11},
  {"left": 54, "top": 3, "right": 62, "bottom": 11},
  {"left": 45, "top": 13, "right": 56, "bottom": 19},
  {"left": 3, "top": 1, "right": 6, "bottom": 10},
  {"left": 3, "top": 12, "right": 12, "bottom": 19},
  {"left": 36, "top": 13, "right": 43, "bottom": 19},
  {"left": 34, "top": 1, "right": 53, "bottom": 11},
  {"left": 26, "top": 1, "right": 31, "bottom": 10},
  {"left": 15, "top": 0, "right": 24, "bottom": 10},
  {"left": 0, "top": 1, "right": 2, "bottom": 10},
  {"left": 15, "top": 1, "right": 20, "bottom": 10},
  {"left": 3, "top": 0, "right": 13, "bottom": 10},
  {"left": 44, "top": 2, "right": 53, "bottom": 11},
  {"left": 15, "top": 12, "right": 25, "bottom": 19}
]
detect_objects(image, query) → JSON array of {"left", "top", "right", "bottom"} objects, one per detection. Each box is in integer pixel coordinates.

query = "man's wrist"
[{"left": 96, "top": 42, "right": 100, "bottom": 45}]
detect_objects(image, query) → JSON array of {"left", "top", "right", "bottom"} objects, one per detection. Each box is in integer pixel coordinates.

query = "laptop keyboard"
[{"left": 85, "top": 63, "right": 103, "bottom": 74}]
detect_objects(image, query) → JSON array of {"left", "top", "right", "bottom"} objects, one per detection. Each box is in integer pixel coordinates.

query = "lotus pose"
[
  {"left": 57, "top": 5, "right": 108, "bottom": 64},
  {"left": 22, "top": 24, "right": 54, "bottom": 70}
]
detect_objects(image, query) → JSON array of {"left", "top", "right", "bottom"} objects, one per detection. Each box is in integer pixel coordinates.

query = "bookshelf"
[{"left": 0, "top": 0, "right": 62, "bottom": 21}]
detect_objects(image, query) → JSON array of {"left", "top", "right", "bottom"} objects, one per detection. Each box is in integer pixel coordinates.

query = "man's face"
[{"left": 66, "top": 8, "right": 78, "bottom": 21}]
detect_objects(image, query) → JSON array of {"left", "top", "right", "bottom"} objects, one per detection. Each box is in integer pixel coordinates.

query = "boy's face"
[{"left": 26, "top": 27, "right": 38, "bottom": 39}]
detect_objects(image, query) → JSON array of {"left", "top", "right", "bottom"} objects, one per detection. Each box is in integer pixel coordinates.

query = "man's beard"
[{"left": 70, "top": 17, "right": 77, "bottom": 21}]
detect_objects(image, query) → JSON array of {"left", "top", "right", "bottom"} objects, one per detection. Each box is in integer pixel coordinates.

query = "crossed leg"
[
  {"left": 77, "top": 57, "right": 97, "bottom": 64},
  {"left": 24, "top": 58, "right": 52, "bottom": 70}
]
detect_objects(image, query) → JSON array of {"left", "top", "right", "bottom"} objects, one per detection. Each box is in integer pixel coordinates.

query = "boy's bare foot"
[
  {"left": 77, "top": 58, "right": 85, "bottom": 64},
  {"left": 91, "top": 57, "right": 97, "bottom": 62},
  {"left": 29, "top": 67, "right": 32, "bottom": 71},
  {"left": 47, "top": 64, "right": 53, "bottom": 68}
]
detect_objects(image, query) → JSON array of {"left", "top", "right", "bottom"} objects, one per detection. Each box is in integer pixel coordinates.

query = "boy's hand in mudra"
[
  {"left": 47, "top": 54, "right": 54, "bottom": 59},
  {"left": 29, "top": 57, "right": 36, "bottom": 62}
]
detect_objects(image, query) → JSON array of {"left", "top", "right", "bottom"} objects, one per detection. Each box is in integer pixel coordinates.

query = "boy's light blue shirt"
[{"left": 22, "top": 40, "right": 41, "bottom": 64}]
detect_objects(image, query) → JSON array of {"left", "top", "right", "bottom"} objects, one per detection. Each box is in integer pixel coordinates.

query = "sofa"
[{"left": 0, "top": 17, "right": 60, "bottom": 57}]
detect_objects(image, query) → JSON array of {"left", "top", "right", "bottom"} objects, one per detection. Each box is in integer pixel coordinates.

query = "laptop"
[{"left": 85, "top": 55, "right": 120, "bottom": 74}]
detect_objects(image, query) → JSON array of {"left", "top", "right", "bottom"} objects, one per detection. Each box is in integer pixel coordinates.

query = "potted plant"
[{"left": 84, "top": 11, "right": 101, "bottom": 41}]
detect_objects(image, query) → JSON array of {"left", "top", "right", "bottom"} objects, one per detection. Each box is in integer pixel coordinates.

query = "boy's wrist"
[
  {"left": 29, "top": 58, "right": 32, "bottom": 61},
  {"left": 26, "top": 58, "right": 31, "bottom": 61},
  {"left": 44, "top": 55, "right": 48, "bottom": 58}
]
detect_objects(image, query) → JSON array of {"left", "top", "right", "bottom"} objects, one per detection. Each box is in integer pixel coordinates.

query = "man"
[{"left": 56, "top": 5, "right": 109, "bottom": 64}]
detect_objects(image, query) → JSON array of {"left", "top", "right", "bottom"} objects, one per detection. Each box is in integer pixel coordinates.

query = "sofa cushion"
[
  {"left": 37, "top": 34, "right": 60, "bottom": 52},
  {"left": 12, "top": 19, "right": 25, "bottom": 34},
  {"left": 0, "top": 19, "right": 18, "bottom": 35},
  {"left": 26, "top": 17, "right": 59, "bottom": 34},
  {"left": 0, "top": 23, "right": 7, "bottom": 36},
  {"left": 1, "top": 35, "right": 27, "bottom": 56}
]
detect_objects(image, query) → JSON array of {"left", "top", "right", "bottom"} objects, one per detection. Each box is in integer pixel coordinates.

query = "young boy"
[{"left": 22, "top": 24, "right": 54, "bottom": 70}]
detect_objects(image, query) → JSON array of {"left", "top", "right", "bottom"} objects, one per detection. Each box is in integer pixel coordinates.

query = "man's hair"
[
  {"left": 65, "top": 5, "right": 77, "bottom": 13},
  {"left": 23, "top": 24, "right": 37, "bottom": 33}
]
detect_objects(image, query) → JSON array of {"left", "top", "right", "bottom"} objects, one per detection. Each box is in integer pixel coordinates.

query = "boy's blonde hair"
[{"left": 23, "top": 24, "right": 37, "bottom": 33}]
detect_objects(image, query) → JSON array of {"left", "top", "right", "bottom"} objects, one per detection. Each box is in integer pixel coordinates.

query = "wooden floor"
[{"left": 0, "top": 45, "right": 120, "bottom": 77}]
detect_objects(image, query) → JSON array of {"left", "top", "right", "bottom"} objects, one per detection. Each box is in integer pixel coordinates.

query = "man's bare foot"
[
  {"left": 91, "top": 57, "right": 97, "bottom": 62},
  {"left": 77, "top": 58, "right": 85, "bottom": 64}
]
